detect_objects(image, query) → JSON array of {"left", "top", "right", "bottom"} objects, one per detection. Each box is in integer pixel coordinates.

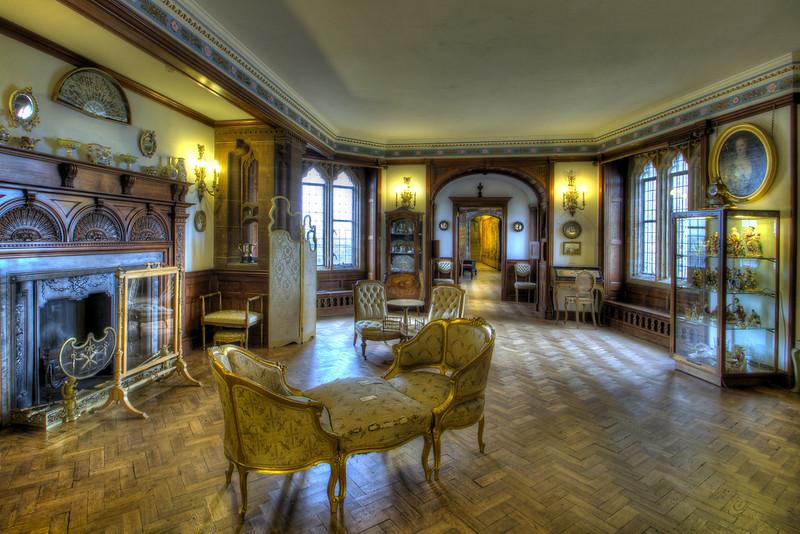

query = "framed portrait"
[
  {"left": 709, "top": 123, "right": 776, "bottom": 202},
  {"left": 561, "top": 241, "right": 581, "bottom": 256}
]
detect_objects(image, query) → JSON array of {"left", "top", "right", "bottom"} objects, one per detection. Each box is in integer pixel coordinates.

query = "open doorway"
[{"left": 458, "top": 209, "right": 503, "bottom": 301}]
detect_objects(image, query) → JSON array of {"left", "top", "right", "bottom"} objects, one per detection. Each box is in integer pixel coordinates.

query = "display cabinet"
[
  {"left": 671, "top": 209, "right": 779, "bottom": 386},
  {"left": 385, "top": 208, "right": 423, "bottom": 274}
]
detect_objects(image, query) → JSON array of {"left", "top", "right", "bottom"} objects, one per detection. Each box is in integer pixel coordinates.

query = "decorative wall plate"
[
  {"left": 139, "top": 130, "right": 157, "bottom": 157},
  {"left": 438, "top": 220, "right": 449, "bottom": 231},
  {"left": 194, "top": 210, "right": 207, "bottom": 232},
  {"left": 512, "top": 221, "right": 524, "bottom": 232},
  {"left": 53, "top": 67, "right": 130, "bottom": 124},
  {"left": 561, "top": 220, "right": 582, "bottom": 239}
]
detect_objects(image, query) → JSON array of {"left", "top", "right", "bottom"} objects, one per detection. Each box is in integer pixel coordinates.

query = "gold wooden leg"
[
  {"left": 433, "top": 428, "right": 442, "bottom": 480},
  {"left": 478, "top": 416, "right": 486, "bottom": 453},
  {"left": 225, "top": 461, "right": 234, "bottom": 485},
  {"left": 175, "top": 354, "right": 202, "bottom": 387},
  {"left": 422, "top": 433, "right": 433, "bottom": 481},
  {"left": 327, "top": 459, "right": 339, "bottom": 513},
  {"left": 237, "top": 465, "right": 249, "bottom": 520},
  {"left": 97, "top": 384, "right": 148, "bottom": 419},
  {"left": 338, "top": 454, "right": 348, "bottom": 505}
]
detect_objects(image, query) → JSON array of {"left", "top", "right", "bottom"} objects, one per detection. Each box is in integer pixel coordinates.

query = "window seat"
[
  {"left": 317, "top": 289, "right": 353, "bottom": 316},
  {"left": 603, "top": 299, "right": 670, "bottom": 348}
]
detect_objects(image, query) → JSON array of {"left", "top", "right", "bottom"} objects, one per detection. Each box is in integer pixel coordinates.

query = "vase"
[{"left": 176, "top": 157, "right": 187, "bottom": 181}]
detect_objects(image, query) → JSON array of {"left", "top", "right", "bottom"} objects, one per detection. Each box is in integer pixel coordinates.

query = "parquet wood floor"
[{"left": 2, "top": 264, "right": 800, "bottom": 532}]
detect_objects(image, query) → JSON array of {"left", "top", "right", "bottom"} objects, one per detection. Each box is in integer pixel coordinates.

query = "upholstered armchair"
[
  {"left": 207, "top": 345, "right": 339, "bottom": 518},
  {"left": 383, "top": 317, "right": 496, "bottom": 480},
  {"left": 513, "top": 262, "right": 537, "bottom": 303},
  {"left": 353, "top": 280, "right": 404, "bottom": 358},
  {"left": 427, "top": 285, "right": 466, "bottom": 322}
]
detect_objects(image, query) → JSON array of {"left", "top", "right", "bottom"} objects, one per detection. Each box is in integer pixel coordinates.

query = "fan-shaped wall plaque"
[{"left": 53, "top": 67, "right": 130, "bottom": 124}]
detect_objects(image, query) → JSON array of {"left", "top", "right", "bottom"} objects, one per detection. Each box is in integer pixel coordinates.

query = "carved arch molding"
[
  {"left": 0, "top": 201, "right": 170, "bottom": 244},
  {"left": 431, "top": 161, "right": 549, "bottom": 205}
]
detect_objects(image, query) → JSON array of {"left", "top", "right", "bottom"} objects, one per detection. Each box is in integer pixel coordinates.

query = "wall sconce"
[
  {"left": 561, "top": 169, "right": 585, "bottom": 217},
  {"left": 395, "top": 176, "right": 416, "bottom": 209},
  {"left": 193, "top": 144, "right": 220, "bottom": 203}
]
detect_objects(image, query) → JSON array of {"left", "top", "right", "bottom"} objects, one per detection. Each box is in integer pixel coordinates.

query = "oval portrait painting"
[{"left": 710, "top": 123, "right": 776, "bottom": 201}]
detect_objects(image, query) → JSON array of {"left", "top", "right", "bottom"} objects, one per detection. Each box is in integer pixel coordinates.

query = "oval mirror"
[{"left": 8, "top": 88, "right": 40, "bottom": 132}]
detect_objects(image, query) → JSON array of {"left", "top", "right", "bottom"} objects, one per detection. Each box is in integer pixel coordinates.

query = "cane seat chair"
[
  {"left": 513, "top": 263, "right": 537, "bottom": 303},
  {"left": 384, "top": 317, "right": 496, "bottom": 480},
  {"left": 200, "top": 292, "right": 263, "bottom": 349},
  {"left": 432, "top": 260, "right": 455, "bottom": 286},
  {"left": 353, "top": 280, "right": 404, "bottom": 358},
  {"left": 563, "top": 269, "right": 597, "bottom": 328}
]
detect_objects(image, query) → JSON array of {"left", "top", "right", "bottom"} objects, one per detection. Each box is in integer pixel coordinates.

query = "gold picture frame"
[
  {"left": 708, "top": 123, "right": 776, "bottom": 202},
  {"left": 561, "top": 241, "right": 581, "bottom": 256}
]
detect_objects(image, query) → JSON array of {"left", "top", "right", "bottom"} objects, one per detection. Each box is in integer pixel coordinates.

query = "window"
[
  {"left": 630, "top": 152, "right": 693, "bottom": 282},
  {"left": 301, "top": 167, "right": 359, "bottom": 269}
]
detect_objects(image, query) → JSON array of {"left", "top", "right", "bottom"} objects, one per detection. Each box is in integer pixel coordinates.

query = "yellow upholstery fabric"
[
  {"left": 204, "top": 310, "right": 262, "bottom": 327},
  {"left": 224, "top": 348, "right": 292, "bottom": 396},
  {"left": 305, "top": 377, "right": 431, "bottom": 451},
  {"left": 353, "top": 281, "right": 387, "bottom": 322},
  {"left": 427, "top": 286, "right": 465, "bottom": 321},
  {"left": 440, "top": 398, "right": 484, "bottom": 428},
  {"left": 444, "top": 323, "right": 492, "bottom": 369},
  {"left": 355, "top": 319, "right": 402, "bottom": 340},
  {"left": 387, "top": 371, "right": 451, "bottom": 409},
  {"left": 395, "top": 321, "right": 446, "bottom": 368}
]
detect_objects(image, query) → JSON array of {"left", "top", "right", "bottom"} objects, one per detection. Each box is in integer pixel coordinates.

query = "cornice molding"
[{"left": 116, "top": 1, "right": 800, "bottom": 158}]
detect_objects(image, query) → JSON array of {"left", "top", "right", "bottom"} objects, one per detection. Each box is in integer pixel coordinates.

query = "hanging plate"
[{"left": 53, "top": 67, "right": 131, "bottom": 124}]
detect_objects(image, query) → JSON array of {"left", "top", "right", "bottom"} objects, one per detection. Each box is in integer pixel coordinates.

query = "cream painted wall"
[
  {"left": 552, "top": 161, "right": 600, "bottom": 267},
  {"left": 708, "top": 108, "right": 793, "bottom": 370},
  {"left": 433, "top": 174, "right": 538, "bottom": 260},
  {"left": 381, "top": 164, "right": 427, "bottom": 275},
  {"left": 0, "top": 34, "right": 215, "bottom": 271}
]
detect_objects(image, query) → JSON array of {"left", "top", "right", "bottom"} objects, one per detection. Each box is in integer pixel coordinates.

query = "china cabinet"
[
  {"left": 671, "top": 209, "right": 779, "bottom": 386},
  {"left": 385, "top": 208, "right": 423, "bottom": 274}
]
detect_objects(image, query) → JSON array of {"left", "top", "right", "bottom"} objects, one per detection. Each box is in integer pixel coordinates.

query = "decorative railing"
[
  {"left": 316, "top": 290, "right": 353, "bottom": 316},
  {"left": 603, "top": 300, "right": 671, "bottom": 348}
]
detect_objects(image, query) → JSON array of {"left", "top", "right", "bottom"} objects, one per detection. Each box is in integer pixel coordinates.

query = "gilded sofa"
[{"left": 384, "top": 317, "right": 495, "bottom": 480}]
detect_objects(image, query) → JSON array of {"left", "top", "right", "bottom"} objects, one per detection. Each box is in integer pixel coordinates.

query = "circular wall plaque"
[
  {"left": 194, "top": 210, "right": 207, "bottom": 232},
  {"left": 438, "top": 220, "right": 450, "bottom": 231},
  {"left": 561, "top": 220, "right": 582, "bottom": 239},
  {"left": 138, "top": 130, "right": 157, "bottom": 158},
  {"left": 511, "top": 221, "right": 524, "bottom": 232}
]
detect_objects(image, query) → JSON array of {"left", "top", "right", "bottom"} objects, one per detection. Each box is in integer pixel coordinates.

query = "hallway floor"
[
  {"left": 459, "top": 261, "right": 502, "bottom": 302},
  {"left": 1, "top": 287, "right": 799, "bottom": 532}
]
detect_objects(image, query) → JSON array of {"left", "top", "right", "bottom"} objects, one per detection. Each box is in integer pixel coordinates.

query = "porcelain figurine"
[
  {"left": 19, "top": 136, "right": 40, "bottom": 151},
  {"left": 704, "top": 232, "right": 719, "bottom": 256},
  {"left": 0, "top": 126, "right": 9, "bottom": 145},
  {"left": 726, "top": 227, "right": 746, "bottom": 257},
  {"left": 745, "top": 309, "right": 761, "bottom": 328},
  {"left": 85, "top": 143, "right": 113, "bottom": 166},
  {"left": 743, "top": 226, "right": 763, "bottom": 257}
]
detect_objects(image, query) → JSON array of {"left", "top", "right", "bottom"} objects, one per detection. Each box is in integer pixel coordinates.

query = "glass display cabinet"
[
  {"left": 671, "top": 209, "right": 779, "bottom": 386},
  {"left": 385, "top": 208, "right": 423, "bottom": 273}
]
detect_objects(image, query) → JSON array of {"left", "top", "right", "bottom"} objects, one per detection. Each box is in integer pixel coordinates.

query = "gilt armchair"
[
  {"left": 200, "top": 291, "right": 264, "bottom": 349},
  {"left": 383, "top": 317, "right": 496, "bottom": 480},
  {"left": 208, "top": 346, "right": 339, "bottom": 518},
  {"left": 353, "top": 280, "right": 404, "bottom": 358}
]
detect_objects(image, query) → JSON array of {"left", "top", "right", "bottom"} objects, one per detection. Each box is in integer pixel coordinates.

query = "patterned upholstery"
[
  {"left": 353, "top": 280, "right": 404, "bottom": 358},
  {"left": 305, "top": 377, "right": 431, "bottom": 451},
  {"left": 427, "top": 286, "right": 466, "bottom": 322},
  {"left": 384, "top": 318, "right": 496, "bottom": 480},
  {"left": 513, "top": 262, "right": 537, "bottom": 303},
  {"left": 223, "top": 347, "right": 293, "bottom": 396},
  {"left": 204, "top": 310, "right": 262, "bottom": 327},
  {"left": 201, "top": 292, "right": 264, "bottom": 349},
  {"left": 433, "top": 261, "right": 455, "bottom": 285}
]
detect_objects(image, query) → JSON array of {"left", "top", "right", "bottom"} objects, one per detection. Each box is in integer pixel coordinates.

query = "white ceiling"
[
  {"left": 191, "top": 0, "right": 800, "bottom": 142},
  {"left": 0, "top": 0, "right": 251, "bottom": 122}
]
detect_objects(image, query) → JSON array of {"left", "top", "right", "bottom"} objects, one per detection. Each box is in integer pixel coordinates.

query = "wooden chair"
[
  {"left": 513, "top": 263, "right": 537, "bottom": 303},
  {"left": 563, "top": 270, "right": 597, "bottom": 328},
  {"left": 200, "top": 292, "right": 264, "bottom": 349},
  {"left": 352, "top": 280, "right": 404, "bottom": 358},
  {"left": 432, "top": 260, "right": 455, "bottom": 286},
  {"left": 461, "top": 259, "right": 477, "bottom": 279}
]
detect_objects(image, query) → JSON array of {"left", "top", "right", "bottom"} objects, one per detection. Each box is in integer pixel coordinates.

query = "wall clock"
[
  {"left": 438, "top": 220, "right": 449, "bottom": 231},
  {"left": 561, "top": 220, "right": 582, "bottom": 239},
  {"left": 53, "top": 67, "right": 130, "bottom": 124},
  {"left": 512, "top": 221, "right": 524, "bottom": 232}
]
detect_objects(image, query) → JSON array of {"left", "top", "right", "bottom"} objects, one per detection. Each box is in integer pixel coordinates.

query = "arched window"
[
  {"left": 638, "top": 161, "right": 658, "bottom": 277},
  {"left": 301, "top": 166, "right": 359, "bottom": 269}
]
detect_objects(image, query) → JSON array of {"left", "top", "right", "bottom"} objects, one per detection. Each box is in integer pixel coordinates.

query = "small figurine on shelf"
[
  {"left": 704, "top": 232, "right": 720, "bottom": 256},
  {"left": 741, "top": 268, "right": 758, "bottom": 291},
  {"left": 743, "top": 226, "right": 763, "bottom": 257},
  {"left": 726, "top": 298, "right": 747, "bottom": 326},
  {"left": 726, "top": 345, "right": 747, "bottom": 370},
  {"left": 727, "top": 227, "right": 746, "bottom": 257},
  {"left": 727, "top": 267, "right": 743, "bottom": 291},
  {"left": 691, "top": 269, "right": 705, "bottom": 289},
  {"left": 685, "top": 304, "right": 701, "bottom": 321},
  {"left": 745, "top": 309, "right": 762, "bottom": 328},
  {"left": 705, "top": 268, "right": 718, "bottom": 288}
]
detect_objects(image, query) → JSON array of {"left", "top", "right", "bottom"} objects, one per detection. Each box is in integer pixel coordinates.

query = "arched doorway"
[{"left": 431, "top": 172, "right": 545, "bottom": 309}]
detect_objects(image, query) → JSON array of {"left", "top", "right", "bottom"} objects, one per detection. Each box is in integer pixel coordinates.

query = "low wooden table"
[{"left": 387, "top": 298, "right": 425, "bottom": 334}]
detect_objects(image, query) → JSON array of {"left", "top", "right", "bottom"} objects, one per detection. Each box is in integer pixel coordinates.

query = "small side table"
[{"left": 387, "top": 298, "right": 425, "bottom": 335}]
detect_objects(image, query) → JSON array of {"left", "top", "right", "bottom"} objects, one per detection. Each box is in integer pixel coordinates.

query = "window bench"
[{"left": 603, "top": 299, "right": 671, "bottom": 348}]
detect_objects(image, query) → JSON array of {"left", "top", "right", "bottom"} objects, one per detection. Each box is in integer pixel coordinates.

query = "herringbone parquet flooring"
[{"left": 1, "top": 264, "right": 800, "bottom": 533}]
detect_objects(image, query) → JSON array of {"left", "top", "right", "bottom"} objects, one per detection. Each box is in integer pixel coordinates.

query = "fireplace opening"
[{"left": 37, "top": 292, "right": 114, "bottom": 405}]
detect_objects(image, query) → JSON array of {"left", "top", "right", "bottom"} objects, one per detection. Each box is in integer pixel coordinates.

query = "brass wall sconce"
[
  {"left": 395, "top": 176, "right": 417, "bottom": 209},
  {"left": 561, "top": 170, "right": 585, "bottom": 217},
  {"left": 194, "top": 144, "right": 220, "bottom": 203}
]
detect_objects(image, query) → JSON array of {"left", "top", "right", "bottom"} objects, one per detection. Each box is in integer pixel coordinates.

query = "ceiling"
[
  {"left": 190, "top": 0, "right": 800, "bottom": 143},
  {"left": 0, "top": 0, "right": 251, "bottom": 122}
]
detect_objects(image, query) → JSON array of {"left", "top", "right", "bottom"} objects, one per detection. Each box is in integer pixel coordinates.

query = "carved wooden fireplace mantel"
[{"left": 0, "top": 144, "right": 191, "bottom": 426}]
